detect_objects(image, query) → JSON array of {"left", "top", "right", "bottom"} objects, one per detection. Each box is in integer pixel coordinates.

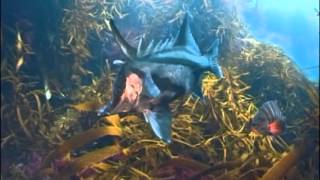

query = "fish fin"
[
  {"left": 174, "top": 13, "right": 200, "bottom": 55},
  {"left": 251, "top": 100, "right": 285, "bottom": 135},
  {"left": 137, "top": 36, "right": 143, "bottom": 57},
  {"left": 260, "top": 100, "right": 285, "bottom": 122},
  {"left": 140, "top": 37, "right": 175, "bottom": 57},
  {"left": 143, "top": 73, "right": 161, "bottom": 98},
  {"left": 109, "top": 19, "right": 137, "bottom": 60},
  {"left": 258, "top": 100, "right": 285, "bottom": 122},
  {"left": 98, "top": 67, "right": 126, "bottom": 116},
  {"left": 205, "top": 39, "right": 223, "bottom": 78},
  {"left": 143, "top": 105, "right": 172, "bottom": 143},
  {"left": 143, "top": 39, "right": 154, "bottom": 56}
]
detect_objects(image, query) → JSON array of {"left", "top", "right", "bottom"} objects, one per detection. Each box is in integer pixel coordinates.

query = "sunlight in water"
[{"left": 229, "top": 0, "right": 319, "bottom": 82}]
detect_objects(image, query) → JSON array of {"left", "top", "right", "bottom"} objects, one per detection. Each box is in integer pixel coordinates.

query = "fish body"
[
  {"left": 250, "top": 100, "right": 286, "bottom": 136},
  {"left": 99, "top": 14, "right": 223, "bottom": 143}
]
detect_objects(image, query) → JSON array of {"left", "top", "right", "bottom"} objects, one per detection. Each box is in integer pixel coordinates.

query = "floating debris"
[
  {"left": 44, "top": 78, "right": 52, "bottom": 100},
  {"left": 15, "top": 56, "right": 24, "bottom": 72}
]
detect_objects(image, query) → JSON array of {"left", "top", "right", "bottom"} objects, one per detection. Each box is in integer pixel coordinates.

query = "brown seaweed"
[{"left": 261, "top": 140, "right": 309, "bottom": 180}]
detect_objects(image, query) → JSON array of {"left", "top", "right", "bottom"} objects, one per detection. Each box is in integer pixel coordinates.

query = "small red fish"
[
  {"left": 267, "top": 120, "right": 285, "bottom": 136},
  {"left": 250, "top": 101, "right": 286, "bottom": 136}
]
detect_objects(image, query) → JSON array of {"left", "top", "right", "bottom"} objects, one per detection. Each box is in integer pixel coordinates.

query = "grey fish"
[{"left": 98, "top": 14, "right": 223, "bottom": 143}]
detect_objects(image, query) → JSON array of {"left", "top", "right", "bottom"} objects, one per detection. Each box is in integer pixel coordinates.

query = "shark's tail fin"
[{"left": 207, "top": 39, "right": 223, "bottom": 78}]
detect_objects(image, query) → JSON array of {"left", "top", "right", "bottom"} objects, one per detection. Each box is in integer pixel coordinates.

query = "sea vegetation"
[{"left": 1, "top": 0, "right": 319, "bottom": 179}]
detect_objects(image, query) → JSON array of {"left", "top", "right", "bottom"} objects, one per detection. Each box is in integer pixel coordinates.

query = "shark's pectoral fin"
[
  {"left": 97, "top": 67, "right": 127, "bottom": 116},
  {"left": 143, "top": 74, "right": 161, "bottom": 98},
  {"left": 143, "top": 105, "right": 172, "bottom": 143}
]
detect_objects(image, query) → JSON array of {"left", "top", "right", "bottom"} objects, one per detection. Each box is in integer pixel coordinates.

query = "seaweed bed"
[{"left": 1, "top": 0, "right": 319, "bottom": 179}]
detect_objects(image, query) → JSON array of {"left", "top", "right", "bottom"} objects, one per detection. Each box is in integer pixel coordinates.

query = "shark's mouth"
[{"left": 113, "top": 73, "right": 143, "bottom": 112}]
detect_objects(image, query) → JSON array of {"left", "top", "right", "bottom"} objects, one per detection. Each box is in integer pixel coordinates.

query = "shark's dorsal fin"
[
  {"left": 205, "top": 39, "right": 224, "bottom": 78},
  {"left": 174, "top": 14, "right": 200, "bottom": 55},
  {"left": 109, "top": 19, "right": 137, "bottom": 60},
  {"left": 138, "top": 38, "right": 175, "bottom": 57}
]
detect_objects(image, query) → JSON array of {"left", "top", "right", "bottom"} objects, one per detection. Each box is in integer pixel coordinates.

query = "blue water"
[{"left": 232, "top": 0, "right": 319, "bottom": 82}]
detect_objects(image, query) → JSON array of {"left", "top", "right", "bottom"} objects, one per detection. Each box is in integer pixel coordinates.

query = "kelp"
[
  {"left": 57, "top": 126, "right": 122, "bottom": 156},
  {"left": 57, "top": 145, "right": 120, "bottom": 179},
  {"left": 1, "top": 0, "right": 319, "bottom": 180},
  {"left": 69, "top": 101, "right": 103, "bottom": 112},
  {"left": 260, "top": 140, "right": 307, "bottom": 180}
]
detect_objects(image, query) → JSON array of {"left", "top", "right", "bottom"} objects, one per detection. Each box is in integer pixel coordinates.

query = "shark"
[{"left": 98, "top": 14, "right": 224, "bottom": 143}]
